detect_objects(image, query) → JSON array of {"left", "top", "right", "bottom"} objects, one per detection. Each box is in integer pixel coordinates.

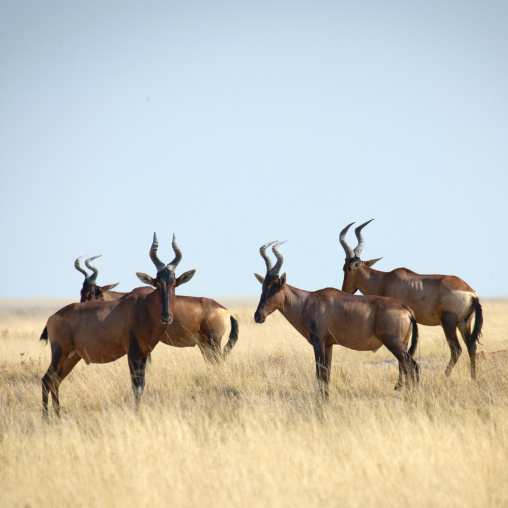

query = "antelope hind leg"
[{"left": 441, "top": 311, "right": 461, "bottom": 377}]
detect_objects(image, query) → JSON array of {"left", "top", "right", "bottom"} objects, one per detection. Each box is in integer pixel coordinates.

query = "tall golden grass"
[{"left": 1, "top": 299, "right": 507, "bottom": 507}]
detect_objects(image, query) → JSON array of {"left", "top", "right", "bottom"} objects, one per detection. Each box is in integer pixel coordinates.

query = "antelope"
[
  {"left": 75, "top": 258, "right": 238, "bottom": 362},
  {"left": 124, "top": 288, "right": 239, "bottom": 362},
  {"left": 339, "top": 220, "right": 483, "bottom": 379},
  {"left": 162, "top": 295, "right": 238, "bottom": 362},
  {"left": 40, "top": 233, "right": 195, "bottom": 417},
  {"left": 254, "top": 241, "right": 419, "bottom": 397},
  {"left": 74, "top": 255, "right": 121, "bottom": 302}
]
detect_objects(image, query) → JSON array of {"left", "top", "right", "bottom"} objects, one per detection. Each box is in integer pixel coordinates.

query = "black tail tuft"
[
  {"left": 408, "top": 314, "right": 419, "bottom": 357},
  {"left": 223, "top": 316, "right": 239, "bottom": 357},
  {"left": 40, "top": 326, "right": 49, "bottom": 344},
  {"left": 470, "top": 297, "right": 483, "bottom": 349}
]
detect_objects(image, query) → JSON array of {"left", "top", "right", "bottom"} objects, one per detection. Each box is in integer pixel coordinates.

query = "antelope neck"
[
  {"left": 278, "top": 284, "right": 310, "bottom": 331},
  {"left": 356, "top": 265, "right": 385, "bottom": 295}
]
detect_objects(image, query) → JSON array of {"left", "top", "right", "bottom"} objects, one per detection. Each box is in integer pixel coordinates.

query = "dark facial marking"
[
  {"left": 155, "top": 267, "right": 177, "bottom": 325},
  {"left": 255, "top": 274, "right": 283, "bottom": 323}
]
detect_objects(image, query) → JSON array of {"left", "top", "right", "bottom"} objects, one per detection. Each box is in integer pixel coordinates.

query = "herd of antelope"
[{"left": 40, "top": 222, "right": 483, "bottom": 416}]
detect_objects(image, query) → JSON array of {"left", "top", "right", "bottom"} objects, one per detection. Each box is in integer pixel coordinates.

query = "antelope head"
[
  {"left": 136, "top": 233, "right": 195, "bottom": 325},
  {"left": 340, "top": 219, "right": 381, "bottom": 294},
  {"left": 254, "top": 240, "right": 287, "bottom": 323},
  {"left": 75, "top": 255, "right": 119, "bottom": 302}
]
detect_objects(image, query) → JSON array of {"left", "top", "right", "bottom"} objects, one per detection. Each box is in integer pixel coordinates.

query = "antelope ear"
[
  {"left": 254, "top": 273, "right": 265, "bottom": 284},
  {"left": 100, "top": 283, "right": 119, "bottom": 292},
  {"left": 365, "top": 258, "right": 382, "bottom": 267},
  {"left": 175, "top": 269, "right": 196, "bottom": 287},
  {"left": 279, "top": 273, "right": 286, "bottom": 289},
  {"left": 136, "top": 272, "right": 157, "bottom": 287}
]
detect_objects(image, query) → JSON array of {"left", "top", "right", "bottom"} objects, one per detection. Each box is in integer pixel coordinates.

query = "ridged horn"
[
  {"left": 74, "top": 255, "right": 90, "bottom": 278},
  {"left": 354, "top": 219, "right": 374, "bottom": 258},
  {"left": 260, "top": 241, "right": 277, "bottom": 272},
  {"left": 150, "top": 233, "right": 166, "bottom": 272},
  {"left": 339, "top": 223, "right": 355, "bottom": 259},
  {"left": 85, "top": 255, "right": 102, "bottom": 284},
  {"left": 269, "top": 241, "right": 286, "bottom": 276},
  {"left": 167, "top": 234, "right": 182, "bottom": 271}
]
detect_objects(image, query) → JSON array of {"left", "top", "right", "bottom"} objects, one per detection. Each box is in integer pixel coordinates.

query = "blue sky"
[{"left": 1, "top": 1, "right": 507, "bottom": 299}]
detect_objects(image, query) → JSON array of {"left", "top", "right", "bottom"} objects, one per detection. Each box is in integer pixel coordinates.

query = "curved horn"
[
  {"left": 339, "top": 223, "right": 355, "bottom": 259},
  {"left": 167, "top": 234, "right": 183, "bottom": 271},
  {"left": 74, "top": 255, "right": 90, "bottom": 278},
  {"left": 85, "top": 255, "right": 102, "bottom": 284},
  {"left": 260, "top": 241, "right": 277, "bottom": 273},
  {"left": 269, "top": 241, "right": 287, "bottom": 276},
  {"left": 150, "top": 233, "right": 166, "bottom": 272},
  {"left": 354, "top": 219, "right": 374, "bottom": 258}
]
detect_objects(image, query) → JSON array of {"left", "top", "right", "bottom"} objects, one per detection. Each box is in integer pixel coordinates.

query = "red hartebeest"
[
  {"left": 75, "top": 255, "right": 121, "bottom": 302},
  {"left": 254, "top": 241, "right": 419, "bottom": 397},
  {"left": 124, "top": 287, "right": 239, "bottom": 362},
  {"left": 339, "top": 220, "right": 483, "bottom": 379},
  {"left": 75, "top": 258, "right": 238, "bottom": 361},
  {"left": 40, "top": 233, "right": 195, "bottom": 417},
  {"left": 163, "top": 295, "right": 239, "bottom": 362}
]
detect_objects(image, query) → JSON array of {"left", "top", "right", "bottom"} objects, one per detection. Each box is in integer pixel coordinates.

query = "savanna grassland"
[{"left": 0, "top": 298, "right": 507, "bottom": 508}]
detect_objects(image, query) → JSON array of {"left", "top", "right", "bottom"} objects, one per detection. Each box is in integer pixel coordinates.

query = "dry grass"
[{"left": 1, "top": 299, "right": 507, "bottom": 507}]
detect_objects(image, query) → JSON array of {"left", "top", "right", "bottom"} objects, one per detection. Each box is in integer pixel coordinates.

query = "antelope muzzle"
[
  {"left": 254, "top": 302, "right": 267, "bottom": 324},
  {"left": 161, "top": 315, "right": 172, "bottom": 326}
]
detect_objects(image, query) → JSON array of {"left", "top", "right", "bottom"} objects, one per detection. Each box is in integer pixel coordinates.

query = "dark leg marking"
[
  {"left": 382, "top": 334, "right": 419, "bottom": 389},
  {"left": 394, "top": 364, "right": 403, "bottom": 391},
  {"left": 51, "top": 354, "right": 81, "bottom": 417},
  {"left": 128, "top": 332, "right": 146, "bottom": 407},
  {"left": 310, "top": 321, "right": 329, "bottom": 399}
]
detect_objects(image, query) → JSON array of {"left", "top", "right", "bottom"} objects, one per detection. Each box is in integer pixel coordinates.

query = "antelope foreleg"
[
  {"left": 310, "top": 321, "right": 329, "bottom": 399},
  {"left": 128, "top": 333, "right": 147, "bottom": 408}
]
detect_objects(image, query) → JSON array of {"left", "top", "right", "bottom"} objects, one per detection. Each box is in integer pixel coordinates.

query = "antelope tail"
[
  {"left": 223, "top": 316, "right": 239, "bottom": 357},
  {"left": 40, "top": 326, "right": 49, "bottom": 344},
  {"left": 470, "top": 296, "right": 483, "bottom": 348},
  {"left": 408, "top": 314, "right": 419, "bottom": 357}
]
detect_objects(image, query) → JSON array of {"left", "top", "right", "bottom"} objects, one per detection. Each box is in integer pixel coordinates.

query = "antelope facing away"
[
  {"left": 340, "top": 220, "right": 483, "bottom": 379},
  {"left": 40, "top": 233, "right": 195, "bottom": 417},
  {"left": 254, "top": 241, "right": 419, "bottom": 397},
  {"left": 74, "top": 255, "right": 121, "bottom": 302},
  {"left": 162, "top": 294, "right": 238, "bottom": 362},
  {"left": 76, "top": 258, "right": 238, "bottom": 362}
]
